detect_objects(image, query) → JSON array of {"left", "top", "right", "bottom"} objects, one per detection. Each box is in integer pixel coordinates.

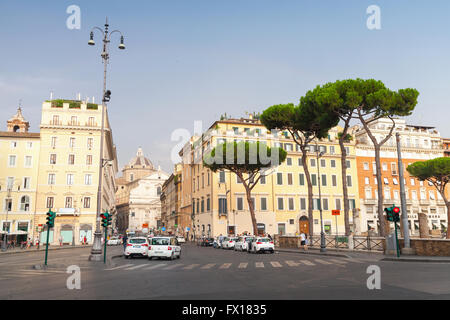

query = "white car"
[
  {"left": 234, "top": 236, "right": 255, "bottom": 251},
  {"left": 107, "top": 236, "right": 121, "bottom": 246},
  {"left": 248, "top": 237, "right": 274, "bottom": 254},
  {"left": 176, "top": 236, "right": 186, "bottom": 244},
  {"left": 221, "top": 237, "right": 238, "bottom": 250},
  {"left": 124, "top": 237, "right": 149, "bottom": 258},
  {"left": 148, "top": 236, "right": 181, "bottom": 260}
]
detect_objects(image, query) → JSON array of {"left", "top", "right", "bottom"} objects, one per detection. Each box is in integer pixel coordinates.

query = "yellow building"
[
  {"left": 34, "top": 99, "right": 118, "bottom": 245},
  {"left": 178, "top": 115, "right": 360, "bottom": 238},
  {"left": 0, "top": 107, "right": 40, "bottom": 244}
]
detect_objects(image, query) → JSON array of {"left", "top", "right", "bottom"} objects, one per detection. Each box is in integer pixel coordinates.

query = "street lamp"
[
  {"left": 87, "top": 18, "right": 125, "bottom": 262},
  {"left": 1, "top": 186, "right": 12, "bottom": 251}
]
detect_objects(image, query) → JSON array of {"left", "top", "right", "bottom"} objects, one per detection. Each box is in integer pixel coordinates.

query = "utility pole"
[{"left": 396, "top": 132, "right": 414, "bottom": 254}]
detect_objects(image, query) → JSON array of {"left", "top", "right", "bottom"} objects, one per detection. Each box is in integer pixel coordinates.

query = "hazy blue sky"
[{"left": 1, "top": 0, "right": 450, "bottom": 174}]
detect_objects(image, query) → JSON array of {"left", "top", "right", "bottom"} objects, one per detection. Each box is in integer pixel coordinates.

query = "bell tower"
[{"left": 7, "top": 106, "right": 30, "bottom": 133}]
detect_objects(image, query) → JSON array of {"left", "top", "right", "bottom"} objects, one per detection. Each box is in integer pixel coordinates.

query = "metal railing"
[{"left": 308, "top": 235, "right": 384, "bottom": 251}]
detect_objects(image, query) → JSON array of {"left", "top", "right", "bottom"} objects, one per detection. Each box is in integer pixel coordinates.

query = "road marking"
[
  {"left": 124, "top": 264, "right": 147, "bottom": 270},
  {"left": 183, "top": 264, "right": 200, "bottom": 270},
  {"left": 329, "top": 259, "right": 347, "bottom": 264},
  {"left": 299, "top": 260, "right": 315, "bottom": 266},
  {"left": 314, "top": 259, "right": 332, "bottom": 265},
  {"left": 238, "top": 263, "right": 248, "bottom": 269},
  {"left": 105, "top": 264, "right": 134, "bottom": 271},
  {"left": 219, "top": 263, "right": 232, "bottom": 269},
  {"left": 143, "top": 264, "right": 167, "bottom": 270},
  {"left": 201, "top": 264, "right": 216, "bottom": 269},
  {"left": 162, "top": 264, "right": 184, "bottom": 270},
  {"left": 285, "top": 260, "right": 301, "bottom": 267},
  {"left": 270, "top": 261, "right": 282, "bottom": 268},
  {"left": 255, "top": 262, "right": 264, "bottom": 268},
  {"left": 342, "top": 258, "right": 365, "bottom": 264}
]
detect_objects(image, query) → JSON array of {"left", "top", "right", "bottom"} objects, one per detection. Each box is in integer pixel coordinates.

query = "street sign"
[
  {"left": 161, "top": 227, "right": 166, "bottom": 231},
  {"left": 332, "top": 210, "right": 340, "bottom": 216},
  {"left": 186, "top": 227, "right": 190, "bottom": 231},
  {"left": 174, "top": 224, "right": 178, "bottom": 228}
]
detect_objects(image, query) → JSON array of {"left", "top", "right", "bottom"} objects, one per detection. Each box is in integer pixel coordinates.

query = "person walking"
[
  {"left": 59, "top": 235, "right": 63, "bottom": 246},
  {"left": 300, "top": 232, "right": 308, "bottom": 251},
  {"left": 122, "top": 234, "right": 128, "bottom": 251},
  {"left": 83, "top": 235, "right": 87, "bottom": 245}
]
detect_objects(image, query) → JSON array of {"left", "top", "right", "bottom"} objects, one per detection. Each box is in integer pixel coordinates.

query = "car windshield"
[
  {"left": 129, "top": 238, "right": 146, "bottom": 244},
  {"left": 230, "top": 238, "right": 238, "bottom": 241},
  {"left": 151, "top": 238, "right": 170, "bottom": 245},
  {"left": 257, "top": 238, "right": 270, "bottom": 242},
  {"left": 246, "top": 237, "right": 255, "bottom": 242}
]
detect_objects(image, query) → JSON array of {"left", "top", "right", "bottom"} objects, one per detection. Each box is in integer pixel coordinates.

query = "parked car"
[
  {"left": 176, "top": 236, "right": 186, "bottom": 244},
  {"left": 124, "top": 237, "right": 149, "bottom": 258},
  {"left": 234, "top": 236, "right": 255, "bottom": 251},
  {"left": 248, "top": 237, "right": 274, "bottom": 253},
  {"left": 148, "top": 236, "right": 181, "bottom": 260},
  {"left": 201, "top": 237, "right": 214, "bottom": 247},
  {"left": 222, "top": 237, "right": 238, "bottom": 250},
  {"left": 107, "top": 236, "right": 121, "bottom": 246}
]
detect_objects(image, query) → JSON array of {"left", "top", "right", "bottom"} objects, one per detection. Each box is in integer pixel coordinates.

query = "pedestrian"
[
  {"left": 83, "top": 235, "right": 87, "bottom": 245},
  {"left": 26, "top": 237, "right": 31, "bottom": 249},
  {"left": 122, "top": 234, "right": 128, "bottom": 251},
  {"left": 300, "top": 232, "right": 307, "bottom": 251},
  {"left": 268, "top": 234, "right": 272, "bottom": 240},
  {"left": 59, "top": 235, "right": 63, "bottom": 246}
]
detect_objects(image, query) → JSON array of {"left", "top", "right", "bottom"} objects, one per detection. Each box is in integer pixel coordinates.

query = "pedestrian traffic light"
[
  {"left": 46, "top": 210, "right": 56, "bottom": 228},
  {"left": 101, "top": 211, "right": 111, "bottom": 228}
]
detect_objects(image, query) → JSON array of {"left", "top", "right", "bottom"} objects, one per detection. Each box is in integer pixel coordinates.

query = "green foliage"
[
  {"left": 203, "top": 141, "right": 287, "bottom": 174},
  {"left": 51, "top": 99, "right": 65, "bottom": 108},
  {"left": 87, "top": 103, "right": 98, "bottom": 110},
  {"left": 69, "top": 102, "right": 81, "bottom": 109},
  {"left": 337, "top": 132, "right": 353, "bottom": 142},
  {"left": 407, "top": 157, "right": 450, "bottom": 184}
]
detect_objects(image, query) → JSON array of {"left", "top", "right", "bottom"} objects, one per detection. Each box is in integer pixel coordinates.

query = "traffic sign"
[
  {"left": 186, "top": 227, "right": 190, "bottom": 231},
  {"left": 161, "top": 227, "right": 166, "bottom": 231},
  {"left": 332, "top": 210, "right": 340, "bottom": 216}
]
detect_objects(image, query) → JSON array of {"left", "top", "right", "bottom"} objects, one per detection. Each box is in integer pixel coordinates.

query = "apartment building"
[
  {"left": 0, "top": 107, "right": 41, "bottom": 244},
  {"left": 355, "top": 118, "right": 447, "bottom": 235},
  {"left": 34, "top": 99, "right": 118, "bottom": 245},
  {"left": 442, "top": 137, "right": 450, "bottom": 157},
  {"left": 178, "top": 115, "right": 359, "bottom": 238}
]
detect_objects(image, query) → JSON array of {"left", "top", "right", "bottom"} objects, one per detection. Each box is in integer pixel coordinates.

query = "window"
[
  {"left": 335, "top": 198, "right": 341, "bottom": 210},
  {"left": 313, "top": 198, "right": 320, "bottom": 210},
  {"left": 393, "top": 178, "right": 398, "bottom": 185},
  {"left": 87, "top": 138, "right": 93, "bottom": 149},
  {"left": 260, "top": 198, "right": 267, "bottom": 211},
  {"left": 300, "top": 198, "right": 306, "bottom": 210},
  {"left": 311, "top": 174, "right": 317, "bottom": 186},
  {"left": 345, "top": 147, "right": 350, "bottom": 155},
  {"left": 68, "top": 154, "right": 75, "bottom": 165},
  {"left": 330, "top": 160, "right": 336, "bottom": 168},
  {"left": 236, "top": 175, "right": 242, "bottom": 183},
  {"left": 329, "top": 146, "right": 335, "bottom": 154},
  {"left": 299, "top": 173, "right": 305, "bottom": 186},
  {"left": 348, "top": 199, "right": 356, "bottom": 210},
  {"left": 288, "top": 198, "right": 294, "bottom": 210},
  {"left": 86, "top": 155, "right": 92, "bottom": 165},
  {"left": 372, "top": 162, "right": 377, "bottom": 174},
  {"left": 71, "top": 116, "right": 77, "bottom": 125},
  {"left": 201, "top": 199, "right": 204, "bottom": 212},
  {"left": 284, "top": 143, "right": 293, "bottom": 151},
  {"left": 51, "top": 137, "right": 57, "bottom": 148},
  {"left": 365, "top": 189, "right": 372, "bottom": 199},
  {"left": 332, "top": 175, "right": 337, "bottom": 187},
  {"left": 321, "top": 174, "right": 327, "bottom": 186},
  {"left": 48, "top": 173, "right": 56, "bottom": 185},
  {"left": 286, "top": 158, "right": 292, "bottom": 166},
  {"left": 277, "top": 198, "right": 284, "bottom": 210},
  {"left": 67, "top": 174, "right": 74, "bottom": 185},
  {"left": 157, "top": 186, "right": 161, "bottom": 195},
  {"left": 287, "top": 173, "right": 293, "bottom": 185},
  {"left": 202, "top": 173, "right": 204, "bottom": 188},
  {"left": 365, "top": 177, "right": 370, "bottom": 185},
  {"left": 411, "top": 190, "right": 417, "bottom": 200},
  {"left": 382, "top": 163, "right": 388, "bottom": 171},
  {"left": 363, "top": 162, "right": 369, "bottom": 170},
  {"left": 260, "top": 175, "right": 266, "bottom": 184},
  {"left": 310, "top": 159, "right": 316, "bottom": 167},
  {"left": 83, "top": 197, "right": 91, "bottom": 208},
  {"left": 20, "top": 196, "right": 30, "bottom": 211},
  {"left": 410, "top": 178, "right": 415, "bottom": 186},
  {"left": 219, "top": 171, "right": 225, "bottom": 183},
  {"left": 237, "top": 197, "right": 244, "bottom": 211},
  {"left": 346, "top": 176, "right": 352, "bottom": 187},
  {"left": 298, "top": 158, "right": 303, "bottom": 166},
  {"left": 391, "top": 163, "right": 398, "bottom": 175},
  {"left": 383, "top": 178, "right": 389, "bottom": 185},
  {"left": 52, "top": 115, "right": 59, "bottom": 125},
  {"left": 7, "top": 177, "right": 14, "bottom": 190},
  {"left": 69, "top": 137, "right": 75, "bottom": 148},
  {"left": 394, "top": 190, "right": 399, "bottom": 200},
  {"left": 345, "top": 160, "right": 351, "bottom": 169},
  {"left": 384, "top": 189, "right": 391, "bottom": 199},
  {"left": 50, "top": 154, "right": 57, "bottom": 164},
  {"left": 322, "top": 198, "right": 329, "bottom": 210},
  {"left": 277, "top": 173, "right": 283, "bottom": 185},
  {"left": 429, "top": 191, "right": 436, "bottom": 200},
  {"left": 88, "top": 117, "right": 95, "bottom": 126},
  {"left": 8, "top": 155, "right": 16, "bottom": 167},
  {"left": 46, "top": 197, "right": 54, "bottom": 209},
  {"left": 25, "top": 156, "right": 32, "bottom": 167},
  {"left": 10, "top": 141, "right": 17, "bottom": 148},
  {"left": 23, "top": 177, "right": 30, "bottom": 189},
  {"left": 207, "top": 197, "right": 210, "bottom": 211},
  {"left": 65, "top": 197, "right": 73, "bottom": 208},
  {"left": 321, "top": 159, "right": 326, "bottom": 167},
  {"left": 130, "top": 174, "right": 134, "bottom": 182},
  {"left": 85, "top": 174, "right": 92, "bottom": 185},
  {"left": 207, "top": 171, "right": 210, "bottom": 186},
  {"left": 219, "top": 198, "right": 227, "bottom": 214}
]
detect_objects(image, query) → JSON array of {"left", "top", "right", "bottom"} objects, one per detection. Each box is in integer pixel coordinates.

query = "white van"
[{"left": 148, "top": 236, "right": 181, "bottom": 260}]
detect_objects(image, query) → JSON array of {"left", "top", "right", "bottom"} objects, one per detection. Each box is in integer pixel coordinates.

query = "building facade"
[
  {"left": 355, "top": 118, "right": 447, "bottom": 236},
  {"left": 177, "top": 115, "right": 360, "bottom": 238}
]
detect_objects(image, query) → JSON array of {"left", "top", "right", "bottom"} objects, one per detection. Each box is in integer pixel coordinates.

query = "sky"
[{"left": 1, "top": 0, "right": 450, "bottom": 174}]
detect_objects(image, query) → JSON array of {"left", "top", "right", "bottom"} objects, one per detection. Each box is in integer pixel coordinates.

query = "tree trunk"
[
  {"left": 446, "top": 202, "right": 450, "bottom": 239},
  {"left": 302, "top": 149, "right": 314, "bottom": 237},
  {"left": 245, "top": 187, "right": 258, "bottom": 236},
  {"left": 338, "top": 125, "right": 350, "bottom": 236},
  {"left": 374, "top": 145, "right": 386, "bottom": 237}
]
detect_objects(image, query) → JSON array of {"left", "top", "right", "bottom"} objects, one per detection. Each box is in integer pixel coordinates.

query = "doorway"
[{"left": 299, "top": 216, "right": 309, "bottom": 234}]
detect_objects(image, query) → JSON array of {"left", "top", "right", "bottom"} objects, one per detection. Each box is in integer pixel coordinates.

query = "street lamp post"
[
  {"left": 315, "top": 141, "right": 326, "bottom": 252},
  {"left": 2, "top": 187, "right": 12, "bottom": 251},
  {"left": 87, "top": 18, "right": 125, "bottom": 262}
]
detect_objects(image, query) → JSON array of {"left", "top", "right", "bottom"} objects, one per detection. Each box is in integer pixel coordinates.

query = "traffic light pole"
[
  {"left": 104, "top": 227, "right": 107, "bottom": 264},
  {"left": 394, "top": 221, "right": 400, "bottom": 258},
  {"left": 44, "top": 226, "right": 50, "bottom": 266}
]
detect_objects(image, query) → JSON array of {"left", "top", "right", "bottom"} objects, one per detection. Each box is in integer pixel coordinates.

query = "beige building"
[
  {"left": 0, "top": 107, "right": 41, "bottom": 244},
  {"left": 177, "top": 115, "right": 360, "bottom": 238},
  {"left": 34, "top": 99, "right": 118, "bottom": 245}
]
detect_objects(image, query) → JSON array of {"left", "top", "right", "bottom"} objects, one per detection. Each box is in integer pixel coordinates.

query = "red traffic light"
[
  {"left": 100, "top": 214, "right": 106, "bottom": 220},
  {"left": 393, "top": 207, "right": 400, "bottom": 214}
]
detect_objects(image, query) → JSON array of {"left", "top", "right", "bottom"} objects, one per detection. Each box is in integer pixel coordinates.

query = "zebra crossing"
[{"left": 107, "top": 257, "right": 362, "bottom": 272}]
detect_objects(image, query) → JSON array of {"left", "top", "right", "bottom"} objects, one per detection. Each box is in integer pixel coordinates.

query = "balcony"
[
  {"left": 419, "top": 199, "right": 430, "bottom": 206},
  {"left": 364, "top": 199, "right": 376, "bottom": 205}
]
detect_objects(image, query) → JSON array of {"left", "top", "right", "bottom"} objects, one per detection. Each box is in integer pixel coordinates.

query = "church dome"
[{"left": 127, "top": 147, "right": 154, "bottom": 169}]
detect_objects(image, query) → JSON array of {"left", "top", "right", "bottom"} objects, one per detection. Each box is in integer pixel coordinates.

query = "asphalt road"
[{"left": 0, "top": 243, "right": 449, "bottom": 300}]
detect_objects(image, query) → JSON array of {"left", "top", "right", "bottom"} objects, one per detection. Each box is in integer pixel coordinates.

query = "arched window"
[
  {"left": 20, "top": 196, "right": 30, "bottom": 211},
  {"left": 157, "top": 186, "right": 162, "bottom": 196}
]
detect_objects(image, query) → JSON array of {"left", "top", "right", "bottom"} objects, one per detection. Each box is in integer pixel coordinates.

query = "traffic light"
[
  {"left": 46, "top": 210, "right": 56, "bottom": 228},
  {"left": 392, "top": 206, "right": 400, "bottom": 222},
  {"left": 101, "top": 211, "right": 111, "bottom": 228},
  {"left": 384, "top": 205, "right": 400, "bottom": 222}
]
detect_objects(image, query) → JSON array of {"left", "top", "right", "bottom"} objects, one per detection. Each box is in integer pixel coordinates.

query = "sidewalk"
[
  {"left": 381, "top": 255, "right": 450, "bottom": 263},
  {"left": 0, "top": 244, "right": 91, "bottom": 255}
]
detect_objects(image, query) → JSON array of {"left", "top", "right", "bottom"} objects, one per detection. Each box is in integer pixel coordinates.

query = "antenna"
[
  {"left": 77, "top": 93, "right": 81, "bottom": 100},
  {"left": 92, "top": 96, "right": 95, "bottom": 104},
  {"left": 50, "top": 91, "right": 54, "bottom": 100}
]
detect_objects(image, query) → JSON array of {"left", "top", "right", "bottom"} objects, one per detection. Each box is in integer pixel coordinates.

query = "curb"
[
  {"left": 0, "top": 245, "right": 90, "bottom": 255},
  {"left": 275, "top": 248, "right": 351, "bottom": 258},
  {"left": 381, "top": 257, "right": 450, "bottom": 263}
]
